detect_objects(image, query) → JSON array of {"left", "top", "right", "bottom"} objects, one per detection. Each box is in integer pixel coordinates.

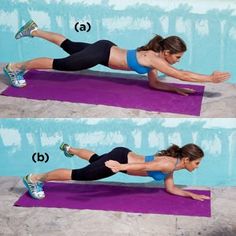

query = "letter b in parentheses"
[{"left": 32, "top": 152, "right": 49, "bottom": 163}]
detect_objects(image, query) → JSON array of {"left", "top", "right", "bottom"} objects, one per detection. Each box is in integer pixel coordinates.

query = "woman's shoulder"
[
  {"left": 137, "top": 50, "right": 157, "bottom": 56},
  {"left": 153, "top": 156, "right": 176, "bottom": 172}
]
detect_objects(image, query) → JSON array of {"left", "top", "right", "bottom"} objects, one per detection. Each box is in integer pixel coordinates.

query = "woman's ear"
[
  {"left": 183, "top": 157, "right": 190, "bottom": 165},
  {"left": 164, "top": 50, "right": 170, "bottom": 56}
]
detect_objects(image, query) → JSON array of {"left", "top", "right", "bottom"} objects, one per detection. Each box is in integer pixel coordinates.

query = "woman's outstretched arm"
[
  {"left": 164, "top": 173, "right": 210, "bottom": 201},
  {"left": 150, "top": 56, "right": 230, "bottom": 83}
]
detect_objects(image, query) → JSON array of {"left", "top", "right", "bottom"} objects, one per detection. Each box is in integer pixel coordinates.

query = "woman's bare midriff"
[
  {"left": 108, "top": 46, "right": 130, "bottom": 70},
  {"left": 108, "top": 46, "right": 157, "bottom": 70}
]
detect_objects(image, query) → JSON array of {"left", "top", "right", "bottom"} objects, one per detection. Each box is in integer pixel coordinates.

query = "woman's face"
[
  {"left": 164, "top": 51, "right": 184, "bottom": 65},
  {"left": 184, "top": 158, "right": 202, "bottom": 172}
]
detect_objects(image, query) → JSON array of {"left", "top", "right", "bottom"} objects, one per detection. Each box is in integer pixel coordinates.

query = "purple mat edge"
[{"left": 14, "top": 182, "right": 211, "bottom": 217}]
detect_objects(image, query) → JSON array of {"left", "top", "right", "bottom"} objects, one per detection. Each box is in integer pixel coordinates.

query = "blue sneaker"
[
  {"left": 3, "top": 64, "right": 26, "bottom": 88},
  {"left": 15, "top": 20, "right": 38, "bottom": 39},
  {"left": 23, "top": 174, "right": 45, "bottom": 200},
  {"left": 60, "top": 143, "right": 74, "bottom": 158}
]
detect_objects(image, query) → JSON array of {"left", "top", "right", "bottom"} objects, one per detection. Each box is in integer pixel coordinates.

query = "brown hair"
[
  {"left": 137, "top": 35, "right": 187, "bottom": 54},
  {"left": 156, "top": 143, "right": 204, "bottom": 161}
]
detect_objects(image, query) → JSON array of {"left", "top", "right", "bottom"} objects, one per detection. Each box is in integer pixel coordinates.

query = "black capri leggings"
[
  {"left": 52, "top": 39, "right": 117, "bottom": 71},
  {"left": 71, "top": 147, "right": 131, "bottom": 181}
]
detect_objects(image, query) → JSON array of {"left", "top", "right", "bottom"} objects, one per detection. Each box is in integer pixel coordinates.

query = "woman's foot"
[
  {"left": 3, "top": 64, "right": 26, "bottom": 88},
  {"left": 15, "top": 19, "right": 38, "bottom": 39},
  {"left": 23, "top": 174, "right": 45, "bottom": 200},
  {"left": 60, "top": 143, "right": 74, "bottom": 158}
]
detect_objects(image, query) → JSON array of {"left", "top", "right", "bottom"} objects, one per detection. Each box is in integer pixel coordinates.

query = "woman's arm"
[
  {"left": 105, "top": 160, "right": 170, "bottom": 173},
  {"left": 150, "top": 56, "right": 230, "bottom": 83},
  {"left": 164, "top": 173, "right": 210, "bottom": 201},
  {"left": 148, "top": 69, "right": 196, "bottom": 96},
  {"left": 105, "top": 162, "right": 141, "bottom": 172}
]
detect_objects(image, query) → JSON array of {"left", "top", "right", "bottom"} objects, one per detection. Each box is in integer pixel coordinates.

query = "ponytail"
[
  {"left": 156, "top": 143, "right": 204, "bottom": 161},
  {"left": 157, "top": 144, "right": 182, "bottom": 158},
  {"left": 137, "top": 35, "right": 163, "bottom": 52},
  {"left": 137, "top": 35, "right": 187, "bottom": 54}
]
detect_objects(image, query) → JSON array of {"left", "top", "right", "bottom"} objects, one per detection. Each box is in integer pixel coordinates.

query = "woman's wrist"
[
  {"left": 119, "top": 164, "right": 127, "bottom": 171},
  {"left": 207, "top": 74, "right": 213, "bottom": 82},
  {"left": 188, "top": 191, "right": 198, "bottom": 199}
]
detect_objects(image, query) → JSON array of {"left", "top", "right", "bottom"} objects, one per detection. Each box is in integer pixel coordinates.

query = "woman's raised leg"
[
  {"left": 60, "top": 143, "right": 95, "bottom": 161},
  {"left": 15, "top": 19, "right": 66, "bottom": 46},
  {"left": 69, "top": 147, "right": 95, "bottom": 161},
  {"left": 32, "top": 29, "right": 66, "bottom": 46}
]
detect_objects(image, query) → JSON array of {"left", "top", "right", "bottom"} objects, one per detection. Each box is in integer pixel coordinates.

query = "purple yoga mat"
[
  {"left": 2, "top": 70, "right": 205, "bottom": 116},
  {"left": 14, "top": 182, "right": 211, "bottom": 217}
]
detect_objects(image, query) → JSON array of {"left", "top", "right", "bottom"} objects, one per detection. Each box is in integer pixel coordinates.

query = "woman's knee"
[{"left": 52, "top": 58, "right": 80, "bottom": 71}]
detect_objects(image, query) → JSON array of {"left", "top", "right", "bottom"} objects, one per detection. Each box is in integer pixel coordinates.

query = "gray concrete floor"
[
  {"left": 0, "top": 177, "right": 236, "bottom": 236},
  {"left": 0, "top": 64, "right": 236, "bottom": 118}
]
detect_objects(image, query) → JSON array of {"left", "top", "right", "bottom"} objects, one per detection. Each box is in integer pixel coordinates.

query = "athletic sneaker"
[
  {"left": 3, "top": 64, "right": 26, "bottom": 88},
  {"left": 23, "top": 174, "right": 45, "bottom": 200},
  {"left": 15, "top": 19, "right": 38, "bottom": 39},
  {"left": 60, "top": 142, "right": 74, "bottom": 158}
]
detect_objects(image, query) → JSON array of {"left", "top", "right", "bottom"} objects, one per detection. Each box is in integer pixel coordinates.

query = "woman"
[
  {"left": 4, "top": 20, "right": 230, "bottom": 95},
  {"left": 23, "top": 143, "right": 210, "bottom": 201}
]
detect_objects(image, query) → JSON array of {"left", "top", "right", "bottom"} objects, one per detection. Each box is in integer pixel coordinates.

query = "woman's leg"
[
  {"left": 9, "top": 29, "right": 90, "bottom": 72},
  {"left": 29, "top": 154, "right": 114, "bottom": 183},
  {"left": 32, "top": 29, "right": 66, "bottom": 46},
  {"left": 23, "top": 147, "right": 130, "bottom": 199},
  {"left": 53, "top": 40, "right": 116, "bottom": 71},
  {"left": 68, "top": 147, "right": 95, "bottom": 161},
  {"left": 8, "top": 39, "right": 103, "bottom": 72},
  {"left": 9, "top": 40, "right": 115, "bottom": 73},
  {"left": 71, "top": 147, "right": 130, "bottom": 181},
  {"left": 23, "top": 168, "right": 72, "bottom": 199},
  {"left": 10, "top": 57, "right": 53, "bottom": 71},
  {"left": 30, "top": 147, "right": 123, "bottom": 183},
  {"left": 30, "top": 168, "right": 72, "bottom": 183},
  {"left": 4, "top": 57, "right": 53, "bottom": 88},
  {"left": 31, "top": 29, "right": 91, "bottom": 54},
  {"left": 31, "top": 29, "right": 92, "bottom": 55},
  {"left": 16, "top": 20, "right": 90, "bottom": 53}
]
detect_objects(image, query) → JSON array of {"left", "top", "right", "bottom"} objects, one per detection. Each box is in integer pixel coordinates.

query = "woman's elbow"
[
  {"left": 165, "top": 188, "right": 172, "bottom": 193},
  {"left": 148, "top": 81, "right": 156, "bottom": 89},
  {"left": 165, "top": 187, "right": 175, "bottom": 194}
]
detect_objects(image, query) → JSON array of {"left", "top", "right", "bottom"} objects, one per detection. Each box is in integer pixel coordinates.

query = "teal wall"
[
  {"left": 0, "top": 0, "right": 236, "bottom": 82},
  {"left": 0, "top": 118, "right": 236, "bottom": 187}
]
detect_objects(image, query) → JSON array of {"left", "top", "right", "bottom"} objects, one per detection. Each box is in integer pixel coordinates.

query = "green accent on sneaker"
[
  {"left": 15, "top": 19, "right": 38, "bottom": 39},
  {"left": 3, "top": 64, "right": 26, "bottom": 88},
  {"left": 60, "top": 142, "right": 74, "bottom": 158}
]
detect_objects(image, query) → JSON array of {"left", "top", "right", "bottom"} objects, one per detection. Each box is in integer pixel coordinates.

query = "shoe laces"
[
  {"left": 27, "top": 181, "right": 38, "bottom": 193},
  {"left": 36, "top": 182, "right": 44, "bottom": 192},
  {"left": 15, "top": 70, "right": 25, "bottom": 81}
]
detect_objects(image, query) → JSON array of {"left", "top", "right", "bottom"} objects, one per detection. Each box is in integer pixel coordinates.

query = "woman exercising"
[
  {"left": 4, "top": 20, "right": 230, "bottom": 95},
  {"left": 23, "top": 143, "right": 210, "bottom": 201}
]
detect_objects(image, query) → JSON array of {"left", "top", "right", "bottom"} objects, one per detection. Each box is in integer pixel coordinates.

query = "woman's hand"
[
  {"left": 105, "top": 160, "right": 122, "bottom": 173},
  {"left": 210, "top": 71, "right": 231, "bottom": 83},
  {"left": 148, "top": 77, "right": 196, "bottom": 96},
  {"left": 190, "top": 193, "right": 210, "bottom": 201},
  {"left": 174, "top": 87, "right": 196, "bottom": 96}
]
